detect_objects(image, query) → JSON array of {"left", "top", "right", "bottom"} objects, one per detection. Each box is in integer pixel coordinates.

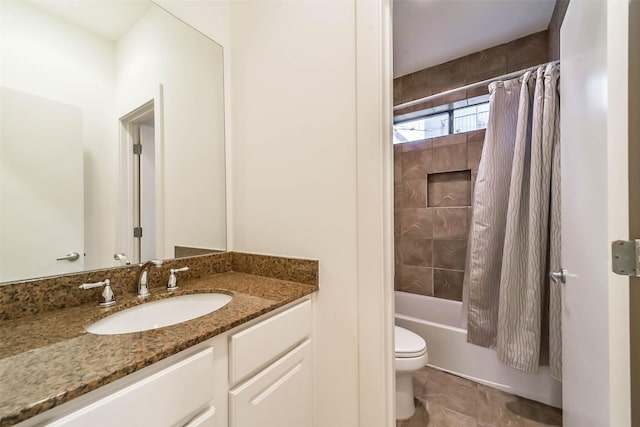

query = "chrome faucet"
[
  {"left": 113, "top": 253, "right": 130, "bottom": 265},
  {"left": 137, "top": 259, "right": 163, "bottom": 298}
]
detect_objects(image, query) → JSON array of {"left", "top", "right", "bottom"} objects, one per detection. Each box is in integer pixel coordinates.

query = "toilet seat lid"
[{"left": 395, "top": 326, "right": 427, "bottom": 358}]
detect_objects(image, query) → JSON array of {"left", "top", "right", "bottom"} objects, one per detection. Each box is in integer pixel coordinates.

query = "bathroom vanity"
[{"left": 0, "top": 252, "right": 317, "bottom": 427}]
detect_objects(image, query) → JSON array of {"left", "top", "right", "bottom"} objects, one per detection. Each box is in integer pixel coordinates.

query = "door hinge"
[
  {"left": 612, "top": 239, "right": 640, "bottom": 277},
  {"left": 133, "top": 144, "right": 142, "bottom": 155},
  {"left": 133, "top": 227, "right": 143, "bottom": 238}
]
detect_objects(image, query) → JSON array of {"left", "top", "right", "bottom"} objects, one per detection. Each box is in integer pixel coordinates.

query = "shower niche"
[{"left": 426, "top": 170, "right": 471, "bottom": 208}]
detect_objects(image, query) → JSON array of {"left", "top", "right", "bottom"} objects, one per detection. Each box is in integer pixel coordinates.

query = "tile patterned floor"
[{"left": 397, "top": 367, "right": 562, "bottom": 427}]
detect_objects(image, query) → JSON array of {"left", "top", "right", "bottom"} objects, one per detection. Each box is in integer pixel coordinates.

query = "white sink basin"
[{"left": 86, "top": 293, "right": 233, "bottom": 335}]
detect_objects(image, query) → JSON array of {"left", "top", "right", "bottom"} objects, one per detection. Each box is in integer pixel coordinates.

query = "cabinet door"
[{"left": 229, "top": 340, "right": 312, "bottom": 427}]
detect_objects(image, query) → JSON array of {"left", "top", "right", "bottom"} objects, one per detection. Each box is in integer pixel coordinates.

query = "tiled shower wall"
[
  {"left": 393, "top": 30, "right": 552, "bottom": 302},
  {"left": 394, "top": 31, "right": 550, "bottom": 116},
  {"left": 394, "top": 129, "right": 484, "bottom": 301}
]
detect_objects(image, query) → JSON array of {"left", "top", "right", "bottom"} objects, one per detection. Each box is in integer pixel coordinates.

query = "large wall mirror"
[{"left": 0, "top": 0, "right": 226, "bottom": 283}]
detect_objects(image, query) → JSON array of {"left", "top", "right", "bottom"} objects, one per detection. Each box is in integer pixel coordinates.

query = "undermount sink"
[{"left": 86, "top": 293, "right": 233, "bottom": 335}]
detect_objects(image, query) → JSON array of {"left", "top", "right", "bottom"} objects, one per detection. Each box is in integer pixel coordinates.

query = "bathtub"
[{"left": 395, "top": 291, "right": 562, "bottom": 408}]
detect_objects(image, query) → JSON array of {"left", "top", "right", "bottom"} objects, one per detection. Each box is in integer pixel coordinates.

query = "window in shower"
[
  {"left": 393, "top": 94, "right": 489, "bottom": 144},
  {"left": 453, "top": 102, "right": 489, "bottom": 134},
  {"left": 393, "top": 112, "right": 450, "bottom": 143}
]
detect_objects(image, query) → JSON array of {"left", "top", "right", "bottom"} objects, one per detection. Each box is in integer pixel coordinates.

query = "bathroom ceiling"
[
  {"left": 394, "top": 0, "right": 557, "bottom": 78},
  {"left": 28, "top": 0, "right": 150, "bottom": 42}
]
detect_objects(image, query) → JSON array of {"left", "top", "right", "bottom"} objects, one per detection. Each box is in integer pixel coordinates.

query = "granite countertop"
[{"left": 0, "top": 271, "right": 317, "bottom": 426}]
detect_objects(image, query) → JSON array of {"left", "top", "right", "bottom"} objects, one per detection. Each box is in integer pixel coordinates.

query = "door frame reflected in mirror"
[{"left": 118, "top": 89, "right": 164, "bottom": 265}]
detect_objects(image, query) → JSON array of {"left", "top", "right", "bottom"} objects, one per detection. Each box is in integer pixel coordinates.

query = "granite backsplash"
[{"left": 0, "top": 252, "right": 318, "bottom": 321}]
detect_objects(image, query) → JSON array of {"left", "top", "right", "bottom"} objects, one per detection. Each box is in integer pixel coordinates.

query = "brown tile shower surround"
[
  {"left": 393, "top": 29, "right": 552, "bottom": 303},
  {"left": 0, "top": 252, "right": 318, "bottom": 426},
  {"left": 394, "top": 129, "right": 484, "bottom": 301},
  {"left": 397, "top": 367, "right": 562, "bottom": 427},
  {"left": 393, "top": 31, "right": 550, "bottom": 116}
]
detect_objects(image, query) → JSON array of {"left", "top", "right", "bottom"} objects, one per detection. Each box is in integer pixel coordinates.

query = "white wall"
[
  {"left": 229, "top": 1, "right": 393, "bottom": 425},
  {"left": 0, "top": 0, "right": 117, "bottom": 272},
  {"left": 229, "top": 1, "right": 359, "bottom": 423},
  {"left": 116, "top": 5, "right": 226, "bottom": 256}
]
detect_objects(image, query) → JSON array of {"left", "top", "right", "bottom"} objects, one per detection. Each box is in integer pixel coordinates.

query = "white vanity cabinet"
[
  {"left": 228, "top": 299, "right": 313, "bottom": 427},
  {"left": 16, "top": 297, "right": 313, "bottom": 427}
]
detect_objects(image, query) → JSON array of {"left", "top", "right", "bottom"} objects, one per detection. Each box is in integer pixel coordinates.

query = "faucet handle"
[
  {"left": 167, "top": 266, "right": 189, "bottom": 292},
  {"left": 80, "top": 279, "right": 116, "bottom": 307}
]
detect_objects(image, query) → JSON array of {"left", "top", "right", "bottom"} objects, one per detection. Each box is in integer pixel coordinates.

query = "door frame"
[
  {"left": 355, "top": 0, "right": 396, "bottom": 425},
  {"left": 117, "top": 85, "right": 165, "bottom": 264},
  {"left": 628, "top": 0, "right": 640, "bottom": 423}
]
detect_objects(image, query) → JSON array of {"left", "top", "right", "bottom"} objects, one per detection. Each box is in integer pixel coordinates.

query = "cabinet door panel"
[{"left": 229, "top": 340, "right": 312, "bottom": 427}]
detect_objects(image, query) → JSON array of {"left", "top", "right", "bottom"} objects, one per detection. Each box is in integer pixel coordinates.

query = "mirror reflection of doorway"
[
  {"left": 119, "top": 99, "right": 160, "bottom": 264},
  {"left": 137, "top": 119, "right": 156, "bottom": 262}
]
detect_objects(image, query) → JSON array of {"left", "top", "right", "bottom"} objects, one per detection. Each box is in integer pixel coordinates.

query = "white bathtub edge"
[{"left": 395, "top": 312, "right": 563, "bottom": 408}]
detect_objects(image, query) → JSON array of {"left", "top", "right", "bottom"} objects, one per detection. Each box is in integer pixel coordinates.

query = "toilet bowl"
[{"left": 395, "top": 325, "right": 428, "bottom": 420}]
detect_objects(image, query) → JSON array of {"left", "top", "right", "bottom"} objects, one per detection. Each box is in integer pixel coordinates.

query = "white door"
[
  {"left": 0, "top": 87, "right": 84, "bottom": 282},
  {"left": 139, "top": 122, "right": 156, "bottom": 261},
  {"left": 560, "top": 1, "right": 631, "bottom": 426}
]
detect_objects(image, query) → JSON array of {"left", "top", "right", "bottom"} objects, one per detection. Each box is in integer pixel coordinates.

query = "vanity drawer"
[
  {"left": 46, "top": 347, "right": 215, "bottom": 427},
  {"left": 229, "top": 340, "right": 312, "bottom": 427},
  {"left": 229, "top": 299, "right": 311, "bottom": 385}
]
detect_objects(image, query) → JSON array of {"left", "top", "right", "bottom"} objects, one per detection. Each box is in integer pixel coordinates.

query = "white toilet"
[{"left": 395, "top": 325, "right": 428, "bottom": 420}]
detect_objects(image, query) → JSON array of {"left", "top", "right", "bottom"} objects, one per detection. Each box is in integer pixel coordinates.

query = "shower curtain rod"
[{"left": 393, "top": 60, "right": 561, "bottom": 112}]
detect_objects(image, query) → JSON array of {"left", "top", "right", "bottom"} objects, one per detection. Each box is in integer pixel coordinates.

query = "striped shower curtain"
[{"left": 464, "top": 63, "right": 562, "bottom": 380}]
